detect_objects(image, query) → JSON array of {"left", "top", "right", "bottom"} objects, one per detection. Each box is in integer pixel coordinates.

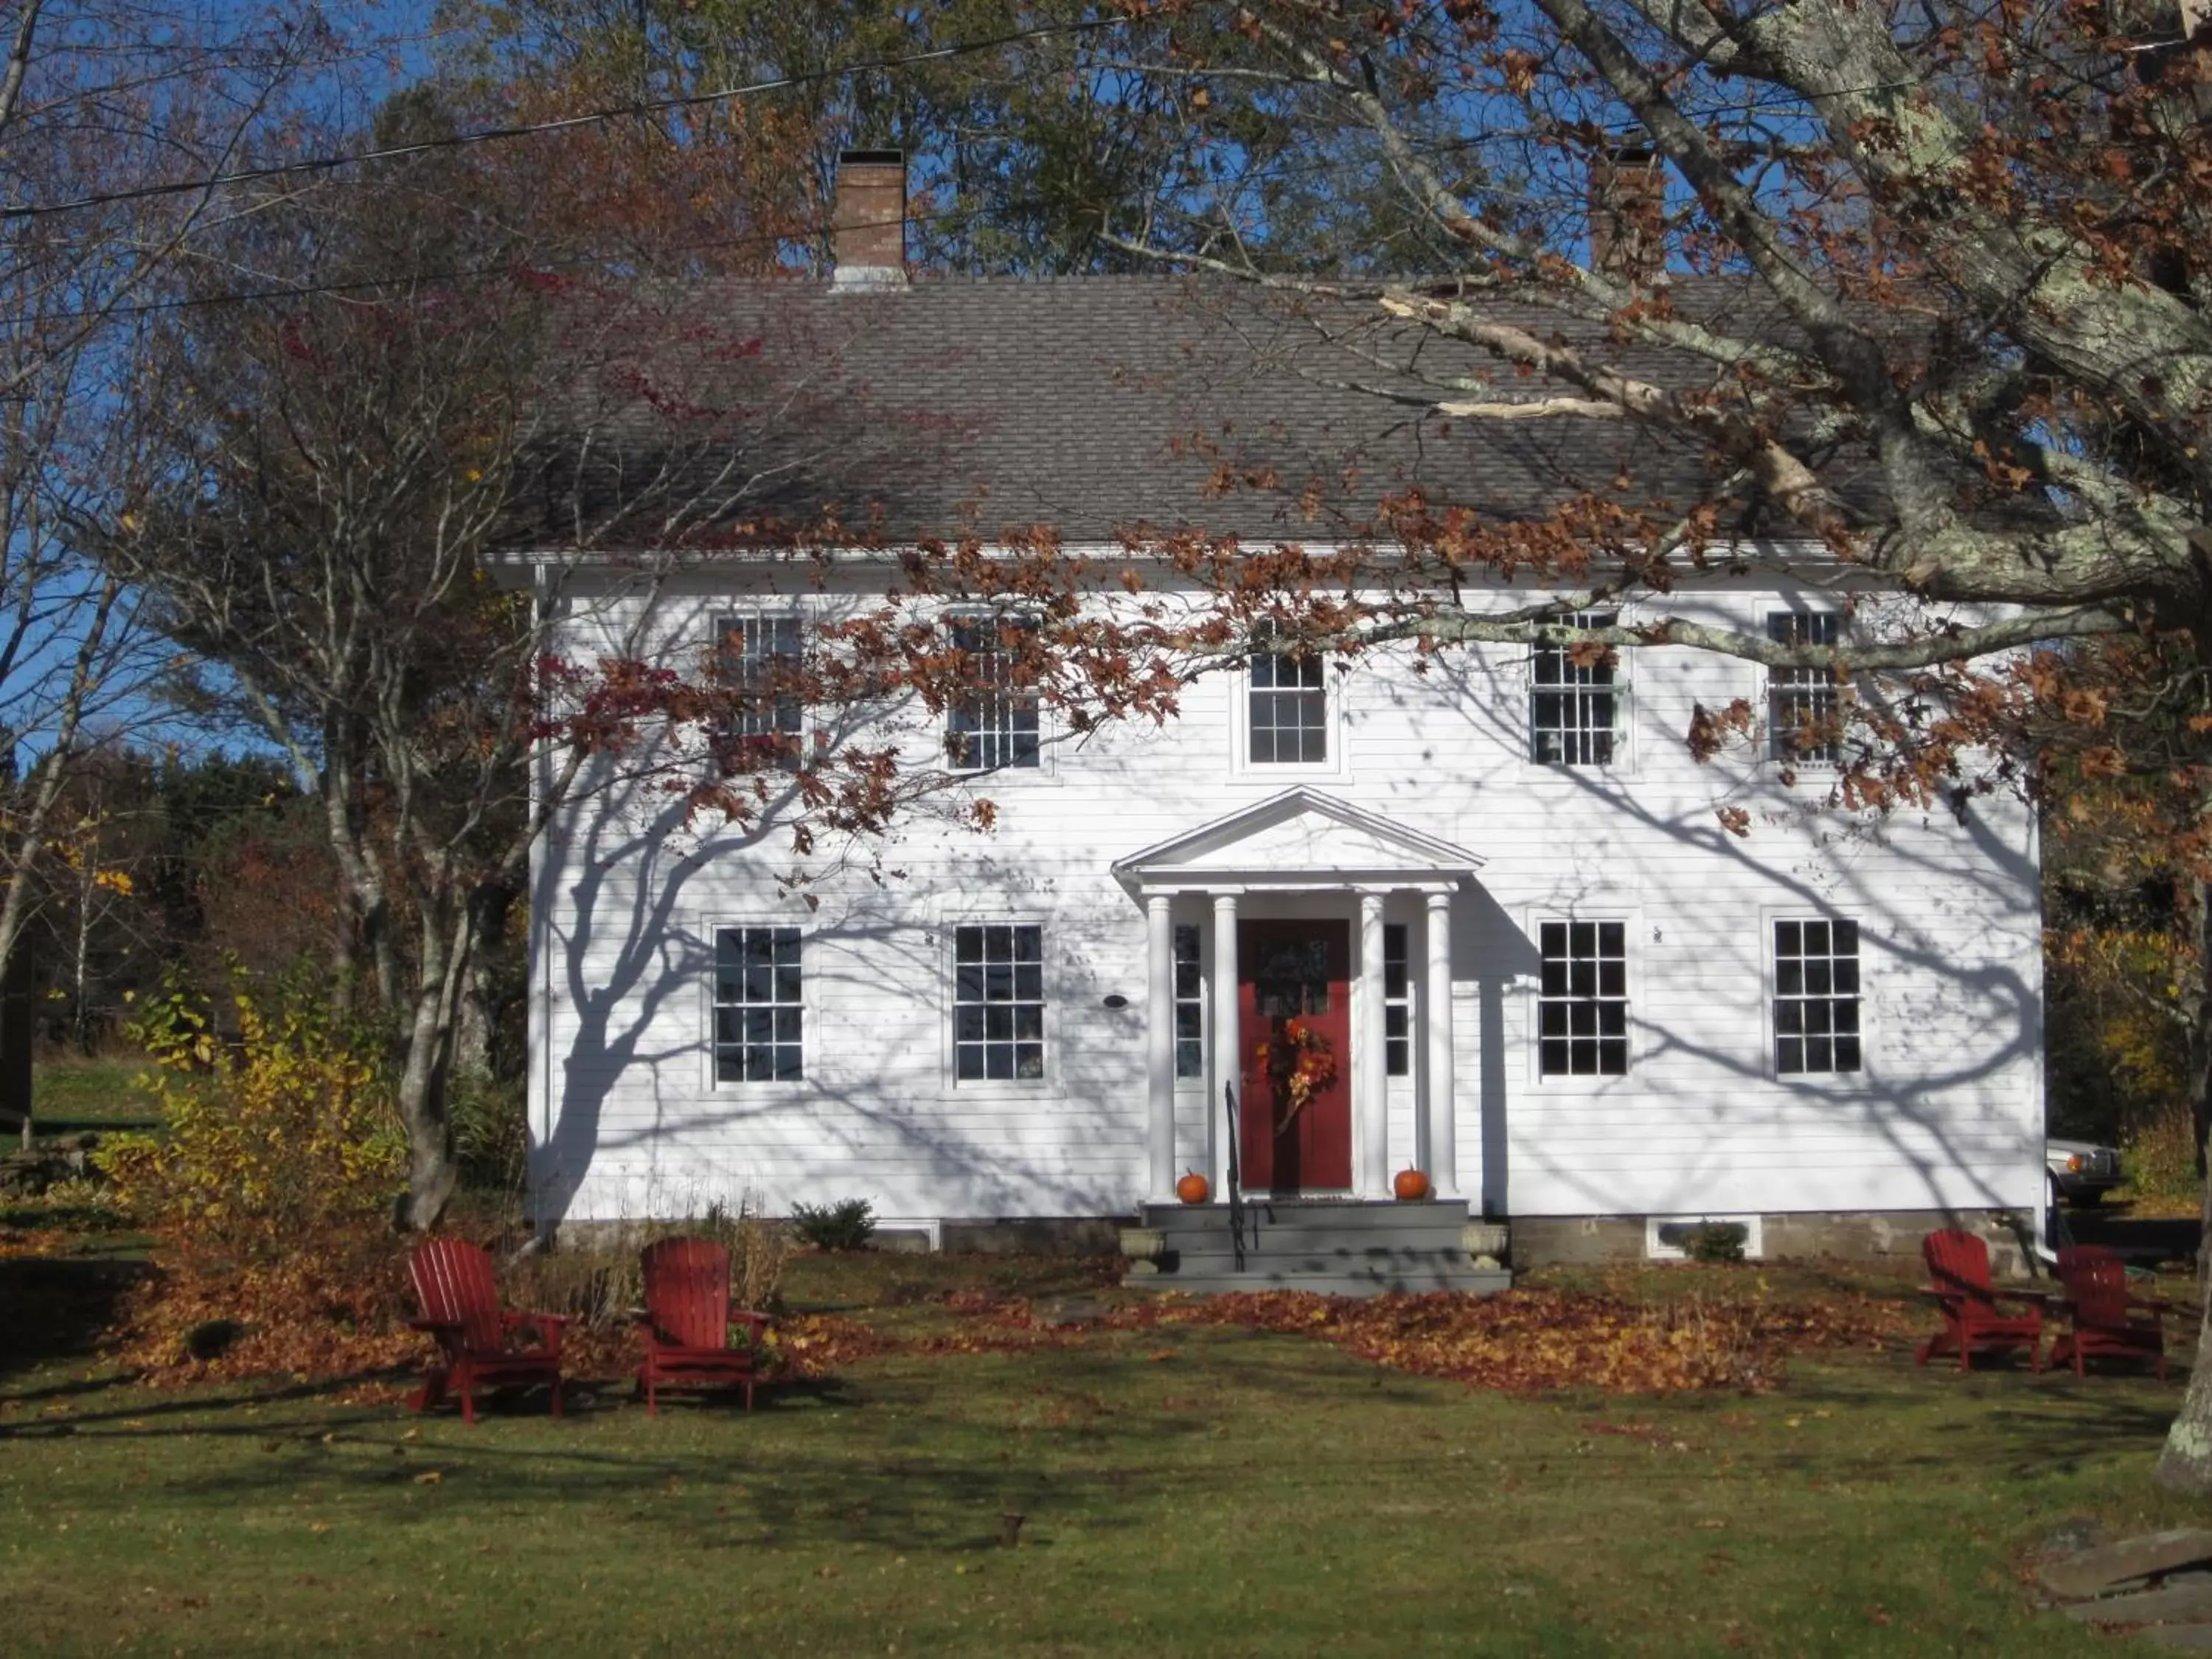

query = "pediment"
[{"left": 1113, "top": 788, "right": 1481, "bottom": 894}]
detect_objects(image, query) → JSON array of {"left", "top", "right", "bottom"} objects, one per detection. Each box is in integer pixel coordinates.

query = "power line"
[
  {"left": 1, "top": 18, "right": 1128, "bottom": 223},
  {"left": 8, "top": 205, "right": 975, "bottom": 325}
]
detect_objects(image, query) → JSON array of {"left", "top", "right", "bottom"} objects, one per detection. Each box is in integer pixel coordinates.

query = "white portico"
[{"left": 1113, "top": 788, "right": 1485, "bottom": 1206}]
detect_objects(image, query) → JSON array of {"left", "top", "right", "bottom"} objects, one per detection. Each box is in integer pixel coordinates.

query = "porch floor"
[{"left": 1126, "top": 1197, "right": 1511, "bottom": 1296}]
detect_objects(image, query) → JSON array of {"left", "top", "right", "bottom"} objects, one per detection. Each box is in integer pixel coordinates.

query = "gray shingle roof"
[{"left": 548, "top": 272, "right": 1910, "bottom": 549}]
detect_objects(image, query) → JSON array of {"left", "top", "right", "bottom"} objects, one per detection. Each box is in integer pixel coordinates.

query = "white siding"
[{"left": 529, "top": 571, "right": 2043, "bottom": 1226}]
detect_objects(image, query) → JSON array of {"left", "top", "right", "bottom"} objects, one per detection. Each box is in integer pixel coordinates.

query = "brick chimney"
[
  {"left": 1588, "top": 147, "right": 1666, "bottom": 285},
  {"left": 831, "top": 149, "right": 908, "bottom": 291}
]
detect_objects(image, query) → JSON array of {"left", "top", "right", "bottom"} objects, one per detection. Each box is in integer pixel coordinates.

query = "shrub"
[
  {"left": 789, "top": 1197, "right": 876, "bottom": 1251},
  {"left": 1680, "top": 1222, "right": 1750, "bottom": 1264},
  {"left": 94, "top": 970, "right": 403, "bottom": 1254},
  {"left": 449, "top": 1074, "right": 529, "bottom": 1194},
  {"left": 2120, "top": 1107, "right": 2202, "bottom": 1211},
  {"left": 507, "top": 1240, "right": 640, "bottom": 1333},
  {"left": 695, "top": 1197, "right": 789, "bottom": 1310},
  {"left": 506, "top": 1195, "right": 789, "bottom": 1335}
]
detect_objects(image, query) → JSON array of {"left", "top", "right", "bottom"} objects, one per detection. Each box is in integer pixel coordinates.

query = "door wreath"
[{"left": 1255, "top": 1016, "right": 1338, "bottom": 1133}]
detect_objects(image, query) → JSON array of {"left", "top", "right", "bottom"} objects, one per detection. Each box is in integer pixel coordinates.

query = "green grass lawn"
[
  {"left": 27, "top": 1054, "right": 159, "bottom": 1133},
  {"left": 1, "top": 1247, "right": 2205, "bottom": 1657}
]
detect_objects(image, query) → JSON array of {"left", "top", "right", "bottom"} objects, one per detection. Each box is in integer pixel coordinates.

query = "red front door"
[{"left": 1237, "top": 919, "right": 1354, "bottom": 1193}]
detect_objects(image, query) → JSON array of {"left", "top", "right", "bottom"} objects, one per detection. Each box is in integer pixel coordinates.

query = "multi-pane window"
[
  {"left": 1248, "top": 631, "right": 1329, "bottom": 764},
  {"left": 1774, "top": 918, "right": 1862, "bottom": 1075},
  {"left": 713, "top": 616, "right": 803, "bottom": 772},
  {"left": 1173, "top": 923, "right": 1204, "bottom": 1080},
  {"left": 1537, "top": 920, "right": 1628, "bottom": 1077},
  {"left": 953, "top": 923, "right": 1046, "bottom": 1081},
  {"left": 1531, "top": 613, "right": 1621, "bottom": 765},
  {"left": 1383, "top": 922, "right": 1412, "bottom": 1077},
  {"left": 712, "top": 927, "right": 802, "bottom": 1082},
  {"left": 946, "top": 615, "right": 1040, "bottom": 772},
  {"left": 1767, "top": 611, "right": 1843, "bottom": 764}
]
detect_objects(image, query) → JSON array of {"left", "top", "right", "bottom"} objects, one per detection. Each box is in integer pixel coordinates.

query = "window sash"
[
  {"left": 947, "top": 616, "right": 1041, "bottom": 772},
  {"left": 1773, "top": 917, "right": 1863, "bottom": 1074},
  {"left": 712, "top": 925, "right": 803, "bottom": 1082},
  {"left": 953, "top": 923, "right": 1046, "bottom": 1080},
  {"left": 1383, "top": 922, "right": 1411, "bottom": 1077},
  {"left": 1248, "top": 644, "right": 1329, "bottom": 765},
  {"left": 714, "top": 616, "right": 803, "bottom": 773},
  {"left": 1172, "top": 923, "right": 1204, "bottom": 1080},
  {"left": 1767, "top": 612, "right": 1842, "bottom": 764},
  {"left": 1530, "top": 613, "right": 1621, "bottom": 766},
  {"left": 1537, "top": 918, "right": 1629, "bottom": 1077}
]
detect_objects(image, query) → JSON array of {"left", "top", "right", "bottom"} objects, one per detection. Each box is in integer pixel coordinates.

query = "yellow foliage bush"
[
  {"left": 95, "top": 977, "right": 406, "bottom": 1253},
  {"left": 2120, "top": 1107, "right": 2203, "bottom": 1213}
]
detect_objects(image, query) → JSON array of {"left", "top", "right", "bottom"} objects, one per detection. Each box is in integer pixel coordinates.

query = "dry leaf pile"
[
  {"left": 107, "top": 1236, "right": 422, "bottom": 1385},
  {"left": 83, "top": 1214, "right": 1916, "bottom": 1401},
  {"left": 1113, "top": 1287, "right": 1915, "bottom": 1394}
]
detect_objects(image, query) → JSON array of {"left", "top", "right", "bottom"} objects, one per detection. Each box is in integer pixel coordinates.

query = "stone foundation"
[
  {"left": 1511, "top": 1208, "right": 2038, "bottom": 1276},
  {"left": 938, "top": 1217, "right": 1127, "bottom": 1256},
  {"left": 554, "top": 1206, "right": 2042, "bottom": 1276}
]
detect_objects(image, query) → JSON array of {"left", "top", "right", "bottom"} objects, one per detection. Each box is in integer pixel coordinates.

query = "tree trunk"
[
  {"left": 71, "top": 861, "right": 93, "bottom": 1054},
  {"left": 451, "top": 881, "right": 512, "bottom": 1082},
  {"left": 394, "top": 894, "right": 484, "bottom": 1232},
  {"left": 395, "top": 946, "right": 459, "bottom": 1231},
  {"left": 330, "top": 889, "right": 358, "bottom": 1017},
  {"left": 2154, "top": 872, "right": 2212, "bottom": 1490},
  {"left": 319, "top": 736, "right": 400, "bottom": 1010}
]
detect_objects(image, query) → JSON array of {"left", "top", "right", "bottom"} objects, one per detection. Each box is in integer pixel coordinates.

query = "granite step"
[
  {"left": 1124, "top": 1197, "right": 1509, "bottom": 1295},
  {"left": 1141, "top": 1199, "right": 1473, "bottom": 1231},
  {"left": 1130, "top": 1267, "right": 1513, "bottom": 1297}
]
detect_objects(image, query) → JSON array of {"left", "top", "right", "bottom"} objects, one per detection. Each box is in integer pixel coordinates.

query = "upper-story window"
[
  {"left": 1767, "top": 611, "right": 1843, "bottom": 765},
  {"left": 1248, "top": 626, "right": 1329, "bottom": 765},
  {"left": 946, "top": 615, "right": 1041, "bottom": 772},
  {"left": 1531, "top": 613, "right": 1623, "bottom": 765},
  {"left": 1774, "top": 918, "right": 1862, "bottom": 1075},
  {"left": 1537, "top": 919, "right": 1629, "bottom": 1077},
  {"left": 712, "top": 615, "right": 803, "bottom": 773}
]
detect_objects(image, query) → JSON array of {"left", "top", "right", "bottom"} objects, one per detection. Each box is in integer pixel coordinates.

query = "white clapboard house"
[{"left": 510, "top": 153, "right": 2044, "bottom": 1288}]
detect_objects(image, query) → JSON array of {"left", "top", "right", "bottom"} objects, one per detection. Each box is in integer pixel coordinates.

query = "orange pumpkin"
[
  {"left": 1393, "top": 1168, "right": 1432, "bottom": 1202},
  {"left": 1176, "top": 1170, "right": 1211, "bottom": 1205}
]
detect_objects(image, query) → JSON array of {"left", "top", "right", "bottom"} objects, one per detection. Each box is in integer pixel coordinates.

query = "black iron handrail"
[{"left": 1224, "top": 1080, "right": 1247, "bottom": 1272}]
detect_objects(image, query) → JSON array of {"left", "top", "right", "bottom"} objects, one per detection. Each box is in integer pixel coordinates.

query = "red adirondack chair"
[
  {"left": 635, "top": 1237, "right": 772, "bottom": 1415},
  {"left": 1916, "top": 1228, "right": 2048, "bottom": 1373},
  {"left": 2048, "top": 1245, "right": 2176, "bottom": 1380},
  {"left": 406, "top": 1238, "right": 569, "bottom": 1423}
]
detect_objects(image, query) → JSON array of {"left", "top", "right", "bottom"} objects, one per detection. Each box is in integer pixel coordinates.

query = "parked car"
[{"left": 2047, "top": 1138, "right": 2123, "bottom": 1204}]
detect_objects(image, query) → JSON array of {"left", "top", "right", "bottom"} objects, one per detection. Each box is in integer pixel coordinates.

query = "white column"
[
  {"left": 1358, "top": 891, "right": 1391, "bottom": 1198},
  {"left": 1144, "top": 893, "right": 1178, "bottom": 1203},
  {"left": 1210, "top": 891, "right": 1239, "bottom": 1195},
  {"left": 1425, "top": 889, "right": 1459, "bottom": 1198}
]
